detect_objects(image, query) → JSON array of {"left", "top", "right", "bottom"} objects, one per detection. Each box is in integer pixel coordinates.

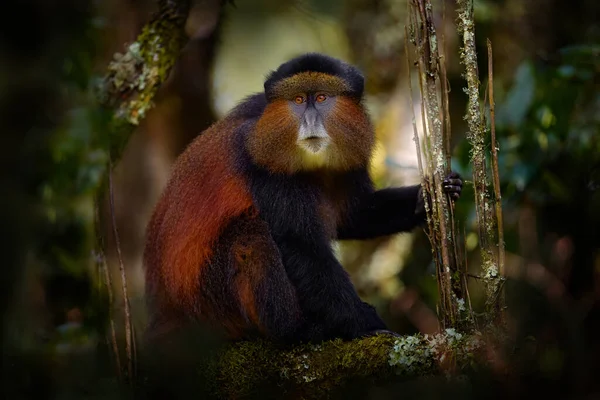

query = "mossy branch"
[
  {"left": 93, "top": 0, "right": 193, "bottom": 383},
  {"left": 207, "top": 331, "right": 488, "bottom": 399},
  {"left": 97, "top": 0, "right": 191, "bottom": 164}
]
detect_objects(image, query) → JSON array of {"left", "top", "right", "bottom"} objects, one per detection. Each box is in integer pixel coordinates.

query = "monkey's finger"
[
  {"left": 450, "top": 192, "right": 460, "bottom": 201},
  {"left": 443, "top": 184, "right": 462, "bottom": 193},
  {"left": 443, "top": 178, "right": 463, "bottom": 187},
  {"left": 446, "top": 171, "right": 461, "bottom": 180}
]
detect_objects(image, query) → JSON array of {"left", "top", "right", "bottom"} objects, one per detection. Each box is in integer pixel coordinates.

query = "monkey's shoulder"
[{"left": 228, "top": 93, "right": 268, "bottom": 121}]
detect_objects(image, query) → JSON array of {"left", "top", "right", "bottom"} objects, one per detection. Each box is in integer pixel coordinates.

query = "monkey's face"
[
  {"left": 289, "top": 92, "right": 334, "bottom": 166},
  {"left": 249, "top": 75, "right": 375, "bottom": 174}
]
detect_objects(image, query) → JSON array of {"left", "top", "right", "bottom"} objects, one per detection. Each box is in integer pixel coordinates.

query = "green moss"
[
  {"left": 103, "top": 16, "right": 186, "bottom": 127},
  {"left": 98, "top": 1, "right": 189, "bottom": 162},
  {"left": 206, "top": 334, "right": 396, "bottom": 398},
  {"left": 204, "top": 331, "right": 486, "bottom": 399}
]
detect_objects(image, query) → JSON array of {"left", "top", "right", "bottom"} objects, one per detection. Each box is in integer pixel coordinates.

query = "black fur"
[
  {"left": 228, "top": 92, "right": 267, "bottom": 120},
  {"left": 226, "top": 81, "right": 462, "bottom": 342},
  {"left": 264, "top": 53, "right": 365, "bottom": 101},
  {"left": 205, "top": 212, "right": 301, "bottom": 342},
  {"left": 212, "top": 55, "right": 462, "bottom": 343},
  {"left": 337, "top": 169, "right": 425, "bottom": 240},
  {"left": 239, "top": 161, "right": 387, "bottom": 341},
  {"left": 229, "top": 112, "right": 424, "bottom": 341}
]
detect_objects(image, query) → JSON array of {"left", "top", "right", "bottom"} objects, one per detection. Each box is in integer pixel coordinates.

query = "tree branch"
[
  {"left": 97, "top": 0, "right": 192, "bottom": 163},
  {"left": 207, "top": 331, "right": 487, "bottom": 399}
]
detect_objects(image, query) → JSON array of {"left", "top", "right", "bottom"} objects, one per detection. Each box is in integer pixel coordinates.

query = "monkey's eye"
[
  {"left": 316, "top": 94, "right": 327, "bottom": 103},
  {"left": 294, "top": 95, "right": 306, "bottom": 104}
]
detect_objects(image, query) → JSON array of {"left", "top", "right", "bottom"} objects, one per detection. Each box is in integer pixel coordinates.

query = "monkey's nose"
[{"left": 303, "top": 108, "right": 318, "bottom": 127}]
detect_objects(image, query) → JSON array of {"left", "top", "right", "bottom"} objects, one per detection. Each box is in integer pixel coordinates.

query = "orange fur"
[
  {"left": 144, "top": 116, "right": 253, "bottom": 313},
  {"left": 247, "top": 100, "right": 299, "bottom": 174},
  {"left": 248, "top": 95, "right": 375, "bottom": 175},
  {"left": 236, "top": 276, "right": 260, "bottom": 329},
  {"left": 325, "top": 96, "right": 374, "bottom": 170},
  {"left": 233, "top": 235, "right": 262, "bottom": 328}
]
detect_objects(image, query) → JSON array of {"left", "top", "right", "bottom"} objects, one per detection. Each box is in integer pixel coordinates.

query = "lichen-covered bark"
[
  {"left": 98, "top": 0, "right": 191, "bottom": 162},
  {"left": 456, "top": 0, "right": 503, "bottom": 323},
  {"left": 206, "top": 331, "right": 486, "bottom": 399},
  {"left": 407, "top": 0, "right": 470, "bottom": 330}
]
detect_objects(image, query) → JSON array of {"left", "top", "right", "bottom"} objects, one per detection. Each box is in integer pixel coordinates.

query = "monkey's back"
[{"left": 143, "top": 109, "right": 260, "bottom": 337}]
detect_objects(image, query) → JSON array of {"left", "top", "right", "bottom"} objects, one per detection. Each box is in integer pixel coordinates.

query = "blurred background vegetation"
[{"left": 1, "top": 0, "right": 598, "bottom": 398}]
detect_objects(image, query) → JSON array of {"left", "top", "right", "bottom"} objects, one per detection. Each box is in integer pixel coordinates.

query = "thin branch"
[
  {"left": 108, "top": 159, "right": 134, "bottom": 383},
  {"left": 462, "top": 225, "right": 477, "bottom": 329},
  {"left": 456, "top": 0, "right": 501, "bottom": 323},
  {"left": 441, "top": 0, "right": 452, "bottom": 171},
  {"left": 405, "top": 25, "right": 437, "bottom": 249},
  {"left": 487, "top": 39, "right": 506, "bottom": 322},
  {"left": 94, "top": 196, "right": 122, "bottom": 381}
]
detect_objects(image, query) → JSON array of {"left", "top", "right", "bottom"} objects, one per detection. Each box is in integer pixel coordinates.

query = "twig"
[
  {"left": 405, "top": 27, "right": 431, "bottom": 234},
  {"left": 94, "top": 196, "right": 122, "bottom": 381},
  {"left": 441, "top": 0, "right": 452, "bottom": 171},
  {"left": 462, "top": 226, "right": 477, "bottom": 329},
  {"left": 487, "top": 39, "right": 506, "bottom": 321},
  {"left": 108, "top": 158, "right": 134, "bottom": 383}
]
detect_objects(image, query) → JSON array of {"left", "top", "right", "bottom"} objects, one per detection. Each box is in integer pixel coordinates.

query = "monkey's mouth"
[{"left": 300, "top": 136, "right": 328, "bottom": 153}]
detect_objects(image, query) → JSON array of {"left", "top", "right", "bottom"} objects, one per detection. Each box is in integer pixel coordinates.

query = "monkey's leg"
[
  {"left": 277, "top": 238, "right": 387, "bottom": 342},
  {"left": 207, "top": 213, "right": 303, "bottom": 342}
]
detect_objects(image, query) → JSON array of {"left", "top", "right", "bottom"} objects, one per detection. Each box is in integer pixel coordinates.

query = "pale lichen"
[
  {"left": 408, "top": 0, "right": 470, "bottom": 330},
  {"left": 206, "top": 331, "right": 488, "bottom": 398},
  {"left": 210, "top": 334, "right": 398, "bottom": 398},
  {"left": 456, "top": 0, "right": 504, "bottom": 323},
  {"left": 98, "top": 0, "right": 190, "bottom": 162},
  {"left": 388, "top": 330, "right": 484, "bottom": 376}
]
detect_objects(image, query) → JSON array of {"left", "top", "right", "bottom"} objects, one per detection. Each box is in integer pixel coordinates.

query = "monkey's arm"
[
  {"left": 337, "top": 171, "right": 462, "bottom": 240},
  {"left": 337, "top": 185, "right": 423, "bottom": 240}
]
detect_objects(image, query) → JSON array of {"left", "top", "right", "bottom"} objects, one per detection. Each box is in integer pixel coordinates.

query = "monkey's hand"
[
  {"left": 416, "top": 171, "right": 463, "bottom": 215},
  {"left": 443, "top": 171, "right": 463, "bottom": 201}
]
